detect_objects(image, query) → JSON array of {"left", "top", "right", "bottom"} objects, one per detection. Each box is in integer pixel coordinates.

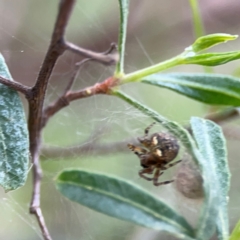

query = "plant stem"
[
  {"left": 65, "top": 42, "right": 118, "bottom": 65},
  {"left": 121, "top": 56, "right": 182, "bottom": 83},
  {"left": 0, "top": 76, "right": 31, "bottom": 96},
  {"left": 28, "top": 1, "right": 76, "bottom": 240},
  {"left": 115, "top": 0, "right": 129, "bottom": 75},
  {"left": 189, "top": 0, "right": 205, "bottom": 38},
  {"left": 188, "top": 0, "right": 212, "bottom": 73}
]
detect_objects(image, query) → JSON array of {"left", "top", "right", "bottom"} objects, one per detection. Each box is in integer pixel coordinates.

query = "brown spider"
[{"left": 128, "top": 122, "right": 181, "bottom": 186}]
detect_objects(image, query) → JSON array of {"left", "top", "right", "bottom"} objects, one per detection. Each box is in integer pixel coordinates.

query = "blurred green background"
[{"left": 1, "top": 0, "right": 240, "bottom": 239}]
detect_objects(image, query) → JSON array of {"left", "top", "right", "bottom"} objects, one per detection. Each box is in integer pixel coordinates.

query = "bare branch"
[
  {"left": 64, "top": 41, "right": 118, "bottom": 65},
  {"left": 63, "top": 59, "right": 91, "bottom": 95},
  {"left": 0, "top": 76, "right": 31, "bottom": 96},
  {"left": 42, "top": 76, "right": 119, "bottom": 127},
  {"left": 41, "top": 139, "right": 134, "bottom": 160},
  {"left": 41, "top": 42, "right": 119, "bottom": 128},
  {"left": 31, "top": 208, "right": 52, "bottom": 240},
  {"left": 28, "top": 1, "right": 76, "bottom": 240},
  {"left": 204, "top": 108, "right": 240, "bottom": 124}
]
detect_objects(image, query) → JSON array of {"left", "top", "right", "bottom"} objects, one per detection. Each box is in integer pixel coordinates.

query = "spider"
[{"left": 128, "top": 122, "right": 181, "bottom": 186}]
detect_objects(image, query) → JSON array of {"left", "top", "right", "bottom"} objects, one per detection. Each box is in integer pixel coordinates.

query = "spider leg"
[
  {"left": 162, "top": 159, "right": 182, "bottom": 170},
  {"left": 127, "top": 144, "right": 147, "bottom": 157},
  {"left": 139, "top": 167, "right": 158, "bottom": 181},
  {"left": 153, "top": 168, "right": 174, "bottom": 186},
  {"left": 144, "top": 122, "right": 156, "bottom": 137}
]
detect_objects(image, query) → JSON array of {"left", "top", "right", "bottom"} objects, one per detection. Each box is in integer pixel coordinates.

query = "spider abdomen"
[{"left": 150, "top": 133, "right": 179, "bottom": 163}]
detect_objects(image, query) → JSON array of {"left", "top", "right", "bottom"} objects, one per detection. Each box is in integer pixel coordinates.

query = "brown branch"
[
  {"left": 41, "top": 59, "right": 89, "bottom": 128},
  {"left": 42, "top": 76, "right": 119, "bottom": 127},
  {"left": 204, "top": 108, "right": 240, "bottom": 124},
  {"left": 63, "top": 59, "right": 91, "bottom": 95},
  {"left": 41, "top": 123, "right": 131, "bottom": 159},
  {"left": 25, "top": 1, "right": 120, "bottom": 238},
  {"left": 185, "top": 107, "right": 240, "bottom": 134},
  {"left": 41, "top": 42, "right": 119, "bottom": 128},
  {"left": 28, "top": 1, "right": 76, "bottom": 240},
  {"left": 64, "top": 41, "right": 118, "bottom": 65},
  {"left": 0, "top": 76, "right": 31, "bottom": 96},
  {"left": 41, "top": 139, "right": 135, "bottom": 159}
]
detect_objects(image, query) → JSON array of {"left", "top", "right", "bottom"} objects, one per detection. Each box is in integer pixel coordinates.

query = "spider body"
[{"left": 128, "top": 123, "right": 181, "bottom": 186}]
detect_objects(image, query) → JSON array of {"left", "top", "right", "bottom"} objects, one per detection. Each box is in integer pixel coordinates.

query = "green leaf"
[
  {"left": 115, "top": 0, "right": 129, "bottom": 76},
  {"left": 229, "top": 219, "right": 240, "bottom": 240},
  {"left": 142, "top": 73, "right": 240, "bottom": 106},
  {"left": 0, "top": 54, "right": 29, "bottom": 191},
  {"left": 56, "top": 169, "right": 195, "bottom": 239},
  {"left": 191, "top": 117, "right": 230, "bottom": 240},
  {"left": 182, "top": 51, "right": 240, "bottom": 66},
  {"left": 187, "top": 34, "right": 238, "bottom": 53}
]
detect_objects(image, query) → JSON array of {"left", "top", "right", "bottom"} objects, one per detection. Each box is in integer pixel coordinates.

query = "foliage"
[
  {"left": 56, "top": 169, "right": 195, "bottom": 239},
  {"left": 1, "top": 0, "right": 240, "bottom": 239},
  {"left": 0, "top": 54, "right": 29, "bottom": 191}
]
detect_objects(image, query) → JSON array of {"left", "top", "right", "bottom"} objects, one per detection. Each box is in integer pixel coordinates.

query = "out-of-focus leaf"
[
  {"left": 229, "top": 219, "right": 240, "bottom": 240},
  {"left": 186, "top": 34, "right": 238, "bottom": 53},
  {"left": 0, "top": 54, "right": 29, "bottom": 191},
  {"left": 56, "top": 169, "right": 195, "bottom": 239},
  {"left": 115, "top": 0, "right": 129, "bottom": 76},
  {"left": 142, "top": 73, "right": 240, "bottom": 106},
  {"left": 191, "top": 117, "right": 230, "bottom": 240}
]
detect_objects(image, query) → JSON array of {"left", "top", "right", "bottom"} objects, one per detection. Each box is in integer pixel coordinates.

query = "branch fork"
[{"left": 0, "top": 1, "right": 118, "bottom": 239}]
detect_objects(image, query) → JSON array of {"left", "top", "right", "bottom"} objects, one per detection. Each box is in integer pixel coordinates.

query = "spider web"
[{"left": 0, "top": 1, "right": 240, "bottom": 240}]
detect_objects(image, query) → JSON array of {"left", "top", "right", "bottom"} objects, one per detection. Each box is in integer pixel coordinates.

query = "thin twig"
[
  {"left": 41, "top": 139, "right": 135, "bottom": 159},
  {"left": 204, "top": 108, "right": 240, "bottom": 124},
  {"left": 186, "top": 107, "right": 240, "bottom": 134},
  {"left": 40, "top": 58, "right": 90, "bottom": 128},
  {"left": 41, "top": 43, "right": 118, "bottom": 128},
  {"left": 41, "top": 123, "right": 135, "bottom": 159},
  {"left": 0, "top": 76, "right": 31, "bottom": 96},
  {"left": 64, "top": 41, "right": 118, "bottom": 65},
  {"left": 63, "top": 59, "right": 91, "bottom": 95},
  {"left": 42, "top": 75, "right": 119, "bottom": 127}
]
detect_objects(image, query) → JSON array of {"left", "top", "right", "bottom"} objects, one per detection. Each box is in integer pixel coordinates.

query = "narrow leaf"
[
  {"left": 191, "top": 117, "right": 230, "bottom": 240},
  {"left": 56, "top": 169, "right": 195, "bottom": 239},
  {"left": 142, "top": 73, "right": 240, "bottom": 106},
  {"left": 186, "top": 34, "right": 238, "bottom": 53},
  {"left": 115, "top": 0, "right": 129, "bottom": 76},
  {"left": 229, "top": 219, "right": 240, "bottom": 240},
  {"left": 0, "top": 54, "right": 29, "bottom": 191},
  {"left": 182, "top": 51, "right": 240, "bottom": 66}
]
